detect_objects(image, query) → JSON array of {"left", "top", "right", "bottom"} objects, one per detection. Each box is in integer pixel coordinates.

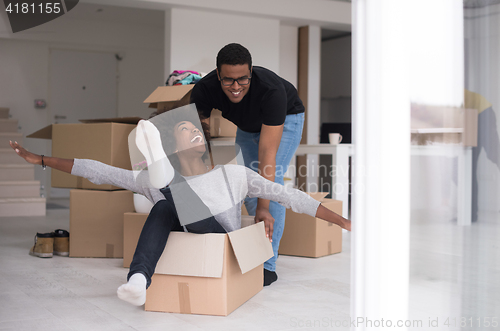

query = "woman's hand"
[
  {"left": 340, "top": 218, "right": 351, "bottom": 232},
  {"left": 9, "top": 141, "right": 42, "bottom": 165},
  {"left": 315, "top": 204, "right": 351, "bottom": 231}
]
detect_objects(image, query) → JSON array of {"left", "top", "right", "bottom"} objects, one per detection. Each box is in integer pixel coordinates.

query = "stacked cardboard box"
[
  {"left": 28, "top": 118, "right": 139, "bottom": 257},
  {"left": 123, "top": 212, "right": 148, "bottom": 267},
  {"left": 69, "top": 190, "right": 134, "bottom": 257}
]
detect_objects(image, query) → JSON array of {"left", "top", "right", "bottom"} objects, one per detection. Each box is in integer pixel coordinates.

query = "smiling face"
[
  {"left": 173, "top": 121, "right": 206, "bottom": 154},
  {"left": 217, "top": 64, "right": 251, "bottom": 103}
]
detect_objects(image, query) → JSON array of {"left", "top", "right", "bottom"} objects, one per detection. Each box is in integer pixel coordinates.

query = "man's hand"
[
  {"left": 255, "top": 207, "right": 274, "bottom": 242},
  {"left": 254, "top": 123, "right": 283, "bottom": 241}
]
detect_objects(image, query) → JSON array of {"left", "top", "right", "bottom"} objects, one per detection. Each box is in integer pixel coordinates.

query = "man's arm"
[{"left": 254, "top": 123, "right": 284, "bottom": 241}]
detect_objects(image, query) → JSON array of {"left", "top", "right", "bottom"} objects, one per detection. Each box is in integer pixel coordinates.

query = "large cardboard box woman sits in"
[{"left": 10, "top": 104, "right": 350, "bottom": 308}]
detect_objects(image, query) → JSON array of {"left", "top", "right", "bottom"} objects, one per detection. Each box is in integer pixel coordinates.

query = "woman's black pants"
[{"left": 127, "top": 187, "right": 226, "bottom": 288}]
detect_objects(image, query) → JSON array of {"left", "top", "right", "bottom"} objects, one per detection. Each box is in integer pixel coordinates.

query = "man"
[
  {"left": 464, "top": 89, "right": 500, "bottom": 222},
  {"left": 191, "top": 43, "right": 305, "bottom": 286}
]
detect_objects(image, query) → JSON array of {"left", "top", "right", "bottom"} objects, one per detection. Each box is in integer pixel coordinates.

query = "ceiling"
[
  {"left": 463, "top": 0, "right": 500, "bottom": 8},
  {"left": 329, "top": 0, "right": 500, "bottom": 8},
  {"left": 66, "top": 2, "right": 164, "bottom": 27}
]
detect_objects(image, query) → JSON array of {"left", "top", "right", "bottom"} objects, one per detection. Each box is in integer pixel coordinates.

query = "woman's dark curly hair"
[{"left": 148, "top": 104, "right": 211, "bottom": 172}]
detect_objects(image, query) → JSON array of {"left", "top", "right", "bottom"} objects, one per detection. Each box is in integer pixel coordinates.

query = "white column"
[
  {"left": 306, "top": 25, "right": 321, "bottom": 191},
  {"left": 164, "top": 9, "right": 172, "bottom": 82},
  {"left": 351, "top": 0, "right": 410, "bottom": 329},
  {"left": 458, "top": 147, "right": 473, "bottom": 226},
  {"left": 332, "top": 145, "right": 351, "bottom": 218}
]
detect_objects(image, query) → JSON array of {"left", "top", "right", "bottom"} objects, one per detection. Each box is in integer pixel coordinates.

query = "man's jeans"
[{"left": 235, "top": 113, "right": 304, "bottom": 272}]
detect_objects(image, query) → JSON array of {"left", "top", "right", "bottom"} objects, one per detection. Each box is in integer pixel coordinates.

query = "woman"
[{"left": 10, "top": 105, "right": 351, "bottom": 306}]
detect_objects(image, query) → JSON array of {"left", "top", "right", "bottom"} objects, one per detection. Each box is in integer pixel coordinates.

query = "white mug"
[{"left": 329, "top": 133, "right": 343, "bottom": 145}]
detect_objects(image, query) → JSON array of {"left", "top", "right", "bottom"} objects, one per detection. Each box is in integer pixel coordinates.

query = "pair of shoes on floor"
[{"left": 29, "top": 229, "right": 69, "bottom": 258}]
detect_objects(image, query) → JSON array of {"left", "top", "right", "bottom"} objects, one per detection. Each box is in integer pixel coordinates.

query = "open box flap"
[
  {"left": 144, "top": 85, "right": 194, "bottom": 105},
  {"left": 79, "top": 117, "right": 142, "bottom": 124},
  {"left": 227, "top": 222, "right": 274, "bottom": 275},
  {"left": 27, "top": 125, "right": 53, "bottom": 139},
  {"left": 241, "top": 215, "right": 255, "bottom": 228},
  {"left": 306, "top": 192, "right": 329, "bottom": 202},
  {"left": 154, "top": 232, "right": 226, "bottom": 278}
]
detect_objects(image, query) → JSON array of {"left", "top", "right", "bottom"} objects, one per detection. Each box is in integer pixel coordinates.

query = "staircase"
[{"left": 0, "top": 107, "right": 46, "bottom": 217}]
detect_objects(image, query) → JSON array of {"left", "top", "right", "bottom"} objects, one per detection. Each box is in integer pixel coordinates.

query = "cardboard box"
[
  {"left": 144, "top": 85, "right": 193, "bottom": 113},
  {"left": 241, "top": 215, "right": 254, "bottom": 227},
  {"left": 123, "top": 214, "right": 257, "bottom": 268},
  {"left": 28, "top": 118, "right": 140, "bottom": 190},
  {"left": 145, "top": 221, "right": 274, "bottom": 316},
  {"left": 123, "top": 212, "right": 148, "bottom": 268},
  {"left": 69, "top": 189, "right": 135, "bottom": 258},
  {"left": 210, "top": 109, "right": 237, "bottom": 137},
  {"left": 279, "top": 192, "right": 342, "bottom": 258}
]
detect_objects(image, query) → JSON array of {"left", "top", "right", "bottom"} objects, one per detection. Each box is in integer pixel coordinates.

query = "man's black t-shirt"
[{"left": 190, "top": 66, "right": 305, "bottom": 133}]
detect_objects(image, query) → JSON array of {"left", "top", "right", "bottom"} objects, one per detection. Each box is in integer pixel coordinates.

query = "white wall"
[
  {"left": 0, "top": 4, "right": 165, "bottom": 120},
  {"left": 279, "top": 25, "right": 298, "bottom": 88},
  {"left": 306, "top": 26, "right": 321, "bottom": 145},
  {"left": 0, "top": 3, "right": 164, "bottom": 196},
  {"left": 167, "top": 7, "right": 280, "bottom": 77}
]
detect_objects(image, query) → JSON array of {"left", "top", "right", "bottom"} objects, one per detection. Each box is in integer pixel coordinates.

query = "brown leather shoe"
[
  {"left": 53, "top": 229, "right": 69, "bottom": 257},
  {"left": 29, "top": 232, "right": 54, "bottom": 258}
]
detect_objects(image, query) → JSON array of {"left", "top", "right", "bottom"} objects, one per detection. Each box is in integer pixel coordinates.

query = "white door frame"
[{"left": 351, "top": 0, "right": 411, "bottom": 329}]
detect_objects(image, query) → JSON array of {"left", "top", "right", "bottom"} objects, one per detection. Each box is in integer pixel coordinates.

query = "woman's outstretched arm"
[
  {"left": 242, "top": 165, "right": 351, "bottom": 232},
  {"left": 316, "top": 205, "right": 351, "bottom": 231},
  {"left": 10, "top": 140, "right": 74, "bottom": 173},
  {"left": 9, "top": 140, "right": 153, "bottom": 197}
]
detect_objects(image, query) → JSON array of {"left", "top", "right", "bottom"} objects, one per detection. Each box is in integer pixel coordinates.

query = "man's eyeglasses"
[{"left": 220, "top": 76, "right": 251, "bottom": 86}]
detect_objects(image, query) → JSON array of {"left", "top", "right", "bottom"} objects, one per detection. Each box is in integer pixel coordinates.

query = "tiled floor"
[
  {"left": 1, "top": 200, "right": 498, "bottom": 331},
  {"left": 408, "top": 209, "right": 500, "bottom": 331},
  {"left": 0, "top": 199, "right": 351, "bottom": 331}
]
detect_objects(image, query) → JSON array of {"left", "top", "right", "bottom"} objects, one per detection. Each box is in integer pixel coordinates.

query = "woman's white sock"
[
  {"left": 117, "top": 273, "right": 147, "bottom": 306},
  {"left": 135, "top": 120, "right": 174, "bottom": 189}
]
